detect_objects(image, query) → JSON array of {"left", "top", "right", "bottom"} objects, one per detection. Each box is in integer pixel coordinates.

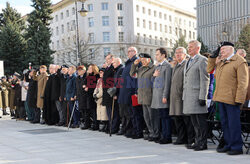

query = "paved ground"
[{"left": 0, "top": 116, "right": 249, "bottom": 164}]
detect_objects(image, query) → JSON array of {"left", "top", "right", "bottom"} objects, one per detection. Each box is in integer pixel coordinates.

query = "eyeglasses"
[{"left": 128, "top": 50, "right": 135, "bottom": 52}]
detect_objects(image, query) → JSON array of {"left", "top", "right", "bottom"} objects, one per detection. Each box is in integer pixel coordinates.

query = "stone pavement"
[{"left": 0, "top": 116, "right": 249, "bottom": 164}]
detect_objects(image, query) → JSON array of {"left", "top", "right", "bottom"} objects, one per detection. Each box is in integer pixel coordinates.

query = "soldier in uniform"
[{"left": 1, "top": 76, "right": 9, "bottom": 115}]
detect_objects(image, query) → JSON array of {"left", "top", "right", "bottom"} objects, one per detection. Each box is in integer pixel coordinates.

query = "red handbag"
[{"left": 131, "top": 94, "right": 140, "bottom": 106}]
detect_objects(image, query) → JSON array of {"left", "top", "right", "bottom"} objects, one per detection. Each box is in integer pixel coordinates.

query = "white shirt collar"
[
  {"left": 159, "top": 60, "right": 166, "bottom": 66},
  {"left": 226, "top": 53, "right": 235, "bottom": 60}
]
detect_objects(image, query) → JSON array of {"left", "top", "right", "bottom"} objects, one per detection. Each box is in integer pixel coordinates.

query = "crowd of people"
[{"left": 0, "top": 40, "right": 249, "bottom": 155}]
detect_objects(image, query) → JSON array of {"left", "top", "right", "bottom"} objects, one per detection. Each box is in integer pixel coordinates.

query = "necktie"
[{"left": 187, "top": 58, "right": 193, "bottom": 68}]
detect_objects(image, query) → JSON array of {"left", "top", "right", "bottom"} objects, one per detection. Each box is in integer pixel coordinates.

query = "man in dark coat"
[
  {"left": 27, "top": 69, "right": 37, "bottom": 122},
  {"left": 118, "top": 47, "right": 144, "bottom": 139},
  {"left": 43, "top": 64, "right": 60, "bottom": 125},
  {"left": 59, "top": 65, "right": 68, "bottom": 126},
  {"left": 65, "top": 66, "right": 79, "bottom": 128},
  {"left": 75, "top": 66, "right": 88, "bottom": 129},
  {"left": 108, "top": 57, "right": 123, "bottom": 133}
]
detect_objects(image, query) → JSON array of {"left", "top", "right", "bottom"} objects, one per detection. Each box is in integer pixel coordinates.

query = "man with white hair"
[
  {"left": 183, "top": 40, "right": 210, "bottom": 151},
  {"left": 170, "top": 47, "right": 195, "bottom": 146},
  {"left": 207, "top": 42, "right": 248, "bottom": 155},
  {"left": 236, "top": 49, "right": 247, "bottom": 58}
]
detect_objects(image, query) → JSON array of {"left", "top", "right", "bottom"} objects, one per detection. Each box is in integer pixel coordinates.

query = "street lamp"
[{"left": 75, "top": 0, "right": 88, "bottom": 66}]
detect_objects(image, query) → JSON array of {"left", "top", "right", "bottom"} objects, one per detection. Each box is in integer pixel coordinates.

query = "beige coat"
[
  {"left": 34, "top": 72, "right": 48, "bottom": 108},
  {"left": 207, "top": 54, "right": 249, "bottom": 105},
  {"left": 1, "top": 82, "right": 9, "bottom": 108},
  {"left": 93, "top": 79, "right": 108, "bottom": 121}
]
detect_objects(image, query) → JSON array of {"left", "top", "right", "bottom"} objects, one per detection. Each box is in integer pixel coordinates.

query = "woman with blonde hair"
[{"left": 84, "top": 64, "right": 100, "bottom": 130}]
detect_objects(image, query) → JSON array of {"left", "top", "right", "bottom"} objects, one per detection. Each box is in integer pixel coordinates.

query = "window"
[
  {"left": 89, "top": 48, "right": 95, "bottom": 59},
  {"left": 164, "top": 14, "right": 167, "bottom": 20},
  {"left": 155, "top": 36, "right": 158, "bottom": 45},
  {"left": 149, "top": 21, "right": 152, "bottom": 30},
  {"left": 136, "top": 5, "right": 139, "bottom": 12},
  {"left": 72, "top": 7, "right": 75, "bottom": 15},
  {"left": 149, "top": 35, "right": 152, "bottom": 44},
  {"left": 120, "top": 47, "right": 125, "bottom": 57},
  {"left": 118, "top": 16, "right": 123, "bottom": 26},
  {"left": 154, "top": 22, "right": 157, "bottom": 31},
  {"left": 61, "top": 12, "right": 63, "bottom": 20},
  {"left": 67, "top": 37, "right": 70, "bottom": 45},
  {"left": 189, "top": 31, "right": 191, "bottom": 39},
  {"left": 143, "top": 20, "right": 146, "bottom": 28},
  {"left": 148, "top": 9, "right": 151, "bottom": 15},
  {"left": 51, "top": 28, "right": 54, "bottom": 36},
  {"left": 169, "top": 15, "right": 172, "bottom": 22},
  {"left": 142, "top": 7, "right": 145, "bottom": 14},
  {"left": 179, "top": 18, "right": 182, "bottom": 25},
  {"left": 165, "top": 25, "right": 167, "bottom": 33},
  {"left": 102, "top": 3, "right": 108, "bottom": 10},
  {"left": 193, "top": 32, "right": 195, "bottom": 39},
  {"left": 154, "top": 11, "right": 157, "bottom": 17},
  {"left": 179, "top": 28, "right": 182, "bottom": 36},
  {"left": 72, "top": 20, "right": 76, "bottom": 30},
  {"left": 61, "top": 25, "right": 64, "bottom": 34},
  {"left": 103, "top": 32, "right": 110, "bottom": 42},
  {"left": 143, "top": 34, "right": 146, "bottom": 43},
  {"left": 67, "top": 22, "right": 70, "bottom": 32},
  {"left": 88, "top": 4, "right": 93, "bottom": 12},
  {"left": 88, "top": 17, "right": 94, "bottom": 27},
  {"left": 189, "top": 21, "right": 191, "bottom": 27},
  {"left": 175, "top": 27, "right": 178, "bottom": 36},
  {"left": 184, "top": 30, "right": 187, "bottom": 37},
  {"left": 119, "top": 32, "right": 124, "bottom": 42},
  {"left": 56, "top": 15, "right": 58, "bottom": 21},
  {"left": 66, "top": 10, "right": 69, "bottom": 17},
  {"left": 169, "top": 26, "right": 172, "bottom": 34},
  {"left": 165, "top": 38, "right": 168, "bottom": 46},
  {"left": 104, "top": 47, "right": 111, "bottom": 56},
  {"left": 56, "top": 26, "right": 59, "bottom": 35},
  {"left": 160, "top": 37, "right": 163, "bottom": 45},
  {"left": 117, "top": 3, "right": 123, "bottom": 10},
  {"left": 159, "top": 12, "right": 162, "bottom": 19},
  {"left": 160, "top": 24, "right": 162, "bottom": 32},
  {"left": 102, "top": 16, "right": 109, "bottom": 26},
  {"left": 57, "top": 40, "right": 59, "bottom": 49},
  {"left": 137, "top": 33, "right": 140, "bottom": 42},
  {"left": 89, "top": 33, "right": 94, "bottom": 43},
  {"left": 137, "top": 18, "right": 140, "bottom": 27},
  {"left": 170, "top": 39, "right": 173, "bottom": 47}
]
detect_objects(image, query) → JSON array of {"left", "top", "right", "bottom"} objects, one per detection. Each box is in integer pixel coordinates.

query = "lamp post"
[{"left": 75, "top": 0, "right": 88, "bottom": 66}]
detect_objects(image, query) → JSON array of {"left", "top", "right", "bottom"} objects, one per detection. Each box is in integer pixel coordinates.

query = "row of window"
[
  {"left": 53, "top": 3, "right": 123, "bottom": 23},
  {"left": 88, "top": 16, "right": 124, "bottom": 27},
  {"left": 135, "top": 5, "right": 195, "bottom": 28},
  {"left": 88, "top": 3, "right": 123, "bottom": 12}
]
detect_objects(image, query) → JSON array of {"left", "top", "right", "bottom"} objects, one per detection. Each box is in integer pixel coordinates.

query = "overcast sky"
[{"left": 0, "top": 0, "right": 196, "bottom": 16}]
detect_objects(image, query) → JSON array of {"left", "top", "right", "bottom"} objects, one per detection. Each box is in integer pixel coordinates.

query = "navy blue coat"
[
  {"left": 118, "top": 55, "right": 138, "bottom": 105},
  {"left": 65, "top": 73, "right": 77, "bottom": 101},
  {"left": 114, "top": 64, "right": 124, "bottom": 99}
]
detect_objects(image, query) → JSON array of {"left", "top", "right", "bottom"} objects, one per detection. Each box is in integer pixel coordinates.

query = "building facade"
[
  {"left": 197, "top": 0, "right": 250, "bottom": 51},
  {"left": 50, "top": 0, "right": 196, "bottom": 66}
]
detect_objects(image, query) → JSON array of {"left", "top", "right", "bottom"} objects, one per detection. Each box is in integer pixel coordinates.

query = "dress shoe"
[
  {"left": 31, "top": 120, "right": 40, "bottom": 124},
  {"left": 227, "top": 150, "right": 243, "bottom": 155},
  {"left": 159, "top": 139, "right": 172, "bottom": 144},
  {"left": 148, "top": 137, "right": 155, "bottom": 142},
  {"left": 186, "top": 143, "right": 197, "bottom": 149},
  {"left": 116, "top": 130, "right": 124, "bottom": 135},
  {"left": 81, "top": 123, "right": 90, "bottom": 130},
  {"left": 132, "top": 134, "right": 143, "bottom": 139},
  {"left": 125, "top": 133, "right": 136, "bottom": 138},
  {"left": 173, "top": 141, "right": 186, "bottom": 145},
  {"left": 216, "top": 147, "right": 230, "bottom": 153},
  {"left": 194, "top": 145, "right": 207, "bottom": 151},
  {"left": 70, "top": 124, "right": 79, "bottom": 128}
]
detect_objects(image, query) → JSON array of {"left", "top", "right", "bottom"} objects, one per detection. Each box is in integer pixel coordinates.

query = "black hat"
[
  {"left": 139, "top": 53, "right": 151, "bottom": 59},
  {"left": 13, "top": 72, "right": 21, "bottom": 78},
  {"left": 61, "top": 65, "right": 69, "bottom": 68},
  {"left": 99, "top": 68, "right": 106, "bottom": 72},
  {"left": 220, "top": 41, "right": 234, "bottom": 48},
  {"left": 1, "top": 76, "right": 6, "bottom": 79}
]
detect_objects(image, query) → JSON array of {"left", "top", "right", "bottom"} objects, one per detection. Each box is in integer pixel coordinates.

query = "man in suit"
[
  {"left": 170, "top": 47, "right": 195, "bottom": 146},
  {"left": 151, "top": 48, "right": 172, "bottom": 144},
  {"left": 207, "top": 42, "right": 248, "bottom": 155},
  {"left": 183, "top": 40, "right": 210, "bottom": 151}
]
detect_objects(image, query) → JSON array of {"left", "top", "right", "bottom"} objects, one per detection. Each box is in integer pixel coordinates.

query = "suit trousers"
[
  {"left": 143, "top": 105, "right": 159, "bottom": 138},
  {"left": 106, "top": 101, "right": 120, "bottom": 132},
  {"left": 159, "top": 108, "right": 171, "bottom": 139},
  {"left": 190, "top": 113, "right": 208, "bottom": 146},
  {"left": 174, "top": 115, "right": 195, "bottom": 144},
  {"left": 218, "top": 102, "right": 243, "bottom": 151}
]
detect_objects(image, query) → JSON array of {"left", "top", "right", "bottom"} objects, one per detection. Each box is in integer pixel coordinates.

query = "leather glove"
[
  {"left": 199, "top": 99, "right": 206, "bottom": 106},
  {"left": 210, "top": 46, "right": 221, "bottom": 58}
]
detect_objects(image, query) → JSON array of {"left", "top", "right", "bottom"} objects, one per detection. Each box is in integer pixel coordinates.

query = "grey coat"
[
  {"left": 151, "top": 60, "right": 172, "bottom": 109},
  {"left": 130, "top": 62, "right": 155, "bottom": 106},
  {"left": 169, "top": 60, "right": 187, "bottom": 116},
  {"left": 182, "top": 54, "right": 209, "bottom": 114}
]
